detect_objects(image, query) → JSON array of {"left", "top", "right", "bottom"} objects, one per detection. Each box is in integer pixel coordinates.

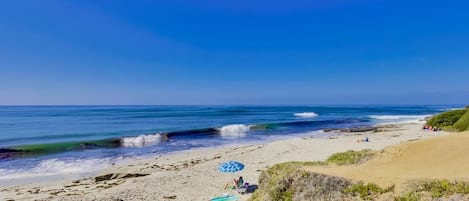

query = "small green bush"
[
  {"left": 394, "top": 192, "right": 420, "bottom": 201},
  {"left": 426, "top": 109, "right": 467, "bottom": 129},
  {"left": 326, "top": 149, "right": 375, "bottom": 165},
  {"left": 250, "top": 162, "right": 315, "bottom": 201},
  {"left": 343, "top": 182, "right": 394, "bottom": 200},
  {"left": 417, "top": 180, "right": 469, "bottom": 198}
]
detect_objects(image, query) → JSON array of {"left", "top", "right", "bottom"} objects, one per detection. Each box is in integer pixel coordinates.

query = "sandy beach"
[
  {"left": 1, "top": 123, "right": 446, "bottom": 201},
  {"left": 2, "top": 0, "right": 467, "bottom": 200}
]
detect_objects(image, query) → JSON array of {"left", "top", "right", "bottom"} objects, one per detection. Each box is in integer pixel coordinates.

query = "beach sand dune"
[{"left": 307, "top": 131, "right": 469, "bottom": 188}]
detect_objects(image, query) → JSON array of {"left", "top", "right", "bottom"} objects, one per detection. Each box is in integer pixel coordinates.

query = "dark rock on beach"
[
  {"left": 323, "top": 126, "right": 376, "bottom": 133},
  {"left": 324, "top": 124, "right": 401, "bottom": 133},
  {"left": 94, "top": 173, "right": 149, "bottom": 182}
]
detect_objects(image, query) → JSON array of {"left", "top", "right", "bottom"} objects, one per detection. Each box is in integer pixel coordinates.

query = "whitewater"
[{"left": 0, "top": 105, "right": 456, "bottom": 182}]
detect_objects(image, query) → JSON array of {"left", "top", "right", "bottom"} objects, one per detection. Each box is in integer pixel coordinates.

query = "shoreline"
[{"left": 1, "top": 122, "right": 445, "bottom": 201}]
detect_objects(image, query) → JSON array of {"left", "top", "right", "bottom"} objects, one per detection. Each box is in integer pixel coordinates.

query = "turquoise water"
[{"left": 0, "top": 105, "right": 458, "bottom": 181}]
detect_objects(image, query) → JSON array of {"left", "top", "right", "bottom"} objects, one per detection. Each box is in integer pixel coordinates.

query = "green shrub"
[
  {"left": 394, "top": 192, "right": 420, "bottom": 201},
  {"left": 326, "top": 149, "right": 375, "bottom": 165},
  {"left": 249, "top": 162, "right": 311, "bottom": 201},
  {"left": 249, "top": 161, "right": 351, "bottom": 201},
  {"left": 426, "top": 109, "right": 467, "bottom": 129},
  {"left": 417, "top": 180, "right": 469, "bottom": 198},
  {"left": 342, "top": 182, "right": 394, "bottom": 200},
  {"left": 250, "top": 150, "right": 375, "bottom": 201},
  {"left": 453, "top": 110, "right": 469, "bottom": 131}
]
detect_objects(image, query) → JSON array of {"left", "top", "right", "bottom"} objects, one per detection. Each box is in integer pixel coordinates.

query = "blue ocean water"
[{"left": 0, "top": 105, "right": 458, "bottom": 181}]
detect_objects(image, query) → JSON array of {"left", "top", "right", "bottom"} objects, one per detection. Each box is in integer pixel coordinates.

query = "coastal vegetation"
[
  {"left": 326, "top": 149, "right": 374, "bottom": 165},
  {"left": 452, "top": 110, "right": 469, "bottom": 131},
  {"left": 342, "top": 182, "right": 394, "bottom": 200},
  {"left": 426, "top": 108, "right": 469, "bottom": 131},
  {"left": 249, "top": 163, "right": 353, "bottom": 201},
  {"left": 249, "top": 149, "right": 377, "bottom": 201},
  {"left": 411, "top": 180, "right": 469, "bottom": 198},
  {"left": 248, "top": 160, "right": 395, "bottom": 201},
  {"left": 394, "top": 192, "right": 420, "bottom": 201},
  {"left": 250, "top": 149, "right": 469, "bottom": 201}
]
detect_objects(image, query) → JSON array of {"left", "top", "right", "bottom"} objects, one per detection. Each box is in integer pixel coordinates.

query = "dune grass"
[
  {"left": 343, "top": 182, "right": 394, "bottom": 200},
  {"left": 426, "top": 109, "right": 467, "bottom": 130},
  {"left": 326, "top": 149, "right": 375, "bottom": 165},
  {"left": 452, "top": 110, "right": 469, "bottom": 132},
  {"left": 394, "top": 192, "right": 420, "bottom": 201},
  {"left": 249, "top": 150, "right": 375, "bottom": 201},
  {"left": 249, "top": 162, "right": 308, "bottom": 201},
  {"left": 417, "top": 180, "right": 469, "bottom": 198}
]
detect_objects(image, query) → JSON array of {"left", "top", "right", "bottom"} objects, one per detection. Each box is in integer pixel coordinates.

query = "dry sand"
[
  {"left": 1, "top": 123, "right": 445, "bottom": 201},
  {"left": 306, "top": 130, "right": 469, "bottom": 189}
]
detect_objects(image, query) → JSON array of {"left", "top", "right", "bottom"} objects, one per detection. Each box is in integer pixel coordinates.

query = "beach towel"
[{"left": 210, "top": 195, "right": 238, "bottom": 201}]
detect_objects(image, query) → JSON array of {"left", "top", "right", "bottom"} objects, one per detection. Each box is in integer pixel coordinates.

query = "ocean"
[{"left": 0, "top": 105, "right": 458, "bottom": 182}]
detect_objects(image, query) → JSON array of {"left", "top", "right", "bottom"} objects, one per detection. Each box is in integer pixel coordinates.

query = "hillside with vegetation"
[
  {"left": 248, "top": 150, "right": 380, "bottom": 201},
  {"left": 250, "top": 147, "right": 469, "bottom": 201},
  {"left": 426, "top": 107, "right": 469, "bottom": 131}
]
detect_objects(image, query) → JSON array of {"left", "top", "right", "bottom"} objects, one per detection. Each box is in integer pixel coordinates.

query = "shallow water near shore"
[{"left": 0, "top": 105, "right": 457, "bottom": 183}]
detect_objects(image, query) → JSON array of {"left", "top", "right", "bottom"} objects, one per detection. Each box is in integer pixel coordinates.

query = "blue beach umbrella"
[{"left": 218, "top": 160, "right": 245, "bottom": 173}]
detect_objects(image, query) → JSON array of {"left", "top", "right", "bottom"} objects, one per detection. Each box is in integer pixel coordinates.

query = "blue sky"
[{"left": 1, "top": 0, "right": 468, "bottom": 105}]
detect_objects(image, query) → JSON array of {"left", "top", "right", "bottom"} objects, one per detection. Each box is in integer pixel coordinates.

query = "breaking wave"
[
  {"left": 1, "top": 118, "right": 368, "bottom": 159},
  {"left": 438, "top": 107, "right": 465, "bottom": 111},
  {"left": 368, "top": 115, "right": 431, "bottom": 124},
  {"left": 294, "top": 112, "right": 319, "bottom": 118},
  {"left": 121, "top": 133, "right": 167, "bottom": 147},
  {"left": 217, "top": 124, "right": 251, "bottom": 137},
  {"left": 368, "top": 115, "right": 430, "bottom": 120}
]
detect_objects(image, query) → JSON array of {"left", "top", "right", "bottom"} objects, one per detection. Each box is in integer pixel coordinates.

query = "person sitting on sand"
[
  {"left": 224, "top": 178, "right": 237, "bottom": 190},
  {"left": 362, "top": 136, "right": 369, "bottom": 142},
  {"left": 237, "top": 176, "right": 244, "bottom": 187},
  {"left": 224, "top": 176, "right": 244, "bottom": 190}
]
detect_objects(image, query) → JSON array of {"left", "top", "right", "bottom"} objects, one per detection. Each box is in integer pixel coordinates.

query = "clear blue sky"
[{"left": 1, "top": 0, "right": 468, "bottom": 105}]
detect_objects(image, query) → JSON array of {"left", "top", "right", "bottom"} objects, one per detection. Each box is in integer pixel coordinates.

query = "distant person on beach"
[
  {"left": 225, "top": 176, "right": 244, "bottom": 190},
  {"left": 356, "top": 137, "right": 369, "bottom": 143},
  {"left": 237, "top": 176, "right": 244, "bottom": 187},
  {"left": 225, "top": 178, "right": 237, "bottom": 189},
  {"left": 423, "top": 125, "right": 440, "bottom": 132}
]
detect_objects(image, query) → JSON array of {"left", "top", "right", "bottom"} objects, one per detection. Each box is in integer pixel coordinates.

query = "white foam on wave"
[
  {"left": 294, "top": 112, "right": 319, "bottom": 118},
  {"left": 369, "top": 115, "right": 431, "bottom": 124},
  {"left": 121, "top": 133, "right": 167, "bottom": 147},
  {"left": 368, "top": 115, "right": 430, "bottom": 120},
  {"left": 438, "top": 107, "right": 465, "bottom": 111},
  {"left": 218, "top": 124, "right": 251, "bottom": 137},
  {"left": 0, "top": 158, "right": 112, "bottom": 181}
]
